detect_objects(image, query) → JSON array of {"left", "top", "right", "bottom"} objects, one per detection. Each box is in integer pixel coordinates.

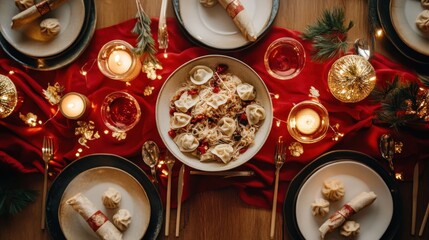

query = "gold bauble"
[
  {"left": 0, "top": 74, "right": 18, "bottom": 118},
  {"left": 328, "top": 55, "right": 376, "bottom": 103}
]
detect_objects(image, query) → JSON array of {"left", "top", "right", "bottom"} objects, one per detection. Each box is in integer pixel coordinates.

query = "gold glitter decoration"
[
  {"left": 112, "top": 131, "right": 127, "bottom": 141},
  {"left": 289, "top": 142, "right": 304, "bottom": 157},
  {"left": 0, "top": 74, "right": 18, "bottom": 118},
  {"left": 19, "top": 112, "right": 38, "bottom": 127},
  {"left": 75, "top": 121, "right": 100, "bottom": 148},
  {"left": 144, "top": 86, "right": 155, "bottom": 96},
  {"left": 309, "top": 86, "right": 320, "bottom": 99},
  {"left": 43, "top": 82, "right": 64, "bottom": 105},
  {"left": 328, "top": 55, "right": 376, "bottom": 103}
]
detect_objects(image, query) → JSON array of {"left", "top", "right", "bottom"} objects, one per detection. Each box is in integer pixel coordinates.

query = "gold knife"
[
  {"left": 175, "top": 164, "right": 185, "bottom": 237},
  {"left": 412, "top": 162, "right": 419, "bottom": 235}
]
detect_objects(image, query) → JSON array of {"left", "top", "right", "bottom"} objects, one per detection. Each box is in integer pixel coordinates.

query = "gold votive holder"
[
  {"left": 59, "top": 92, "right": 90, "bottom": 120},
  {"left": 0, "top": 74, "right": 22, "bottom": 119},
  {"left": 100, "top": 91, "right": 141, "bottom": 132},
  {"left": 328, "top": 55, "right": 376, "bottom": 103},
  {"left": 97, "top": 40, "right": 142, "bottom": 82},
  {"left": 287, "top": 100, "right": 329, "bottom": 144}
]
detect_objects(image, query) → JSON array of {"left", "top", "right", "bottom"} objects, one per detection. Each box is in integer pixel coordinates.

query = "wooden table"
[{"left": 1, "top": 1, "right": 428, "bottom": 240}]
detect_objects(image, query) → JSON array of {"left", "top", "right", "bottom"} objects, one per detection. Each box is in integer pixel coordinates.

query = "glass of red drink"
[
  {"left": 264, "top": 37, "right": 306, "bottom": 80},
  {"left": 101, "top": 91, "right": 141, "bottom": 132}
]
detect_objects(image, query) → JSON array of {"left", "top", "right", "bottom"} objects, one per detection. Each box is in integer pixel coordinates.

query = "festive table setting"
[{"left": 0, "top": 0, "right": 429, "bottom": 240}]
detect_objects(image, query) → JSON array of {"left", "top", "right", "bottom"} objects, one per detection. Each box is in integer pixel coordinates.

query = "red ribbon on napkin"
[{"left": 1, "top": 18, "right": 427, "bottom": 210}]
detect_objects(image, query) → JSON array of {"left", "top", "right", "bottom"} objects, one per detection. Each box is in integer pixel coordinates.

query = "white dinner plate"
[
  {"left": 156, "top": 55, "right": 273, "bottom": 172},
  {"left": 178, "top": 0, "right": 274, "bottom": 50},
  {"left": 296, "top": 161, "right": 392, "bottom": 240},
  {"left": 390, "top": 0, "right": 429, "bottom": 56},
  {"left": 59, "top": 167, "right": 151, "bottom": 240},
  {"left": 0, "top": 0, "right": 85, "bottom": 57},
  {"left": 284, "top": 150, "right": 401, "bottom": 240}
]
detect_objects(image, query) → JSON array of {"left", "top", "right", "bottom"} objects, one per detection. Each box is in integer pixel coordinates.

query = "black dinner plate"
[
  {"left": 283, "top": 150, "right": 401, "bottom": 240},
  {"left": 46, "top": 154, "right": 163, "bottom": 240},
  {"left": 172, "top": 0, "right": 279, "bottom": 52},
  {"left": 374, "top": 0, "right": 429, "bottom": 64},
  {"left": 0, "top": 0, "right": 96, "bottom": 71}
]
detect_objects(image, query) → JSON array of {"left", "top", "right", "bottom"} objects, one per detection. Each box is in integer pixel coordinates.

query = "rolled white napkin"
[
  {"left": 218, "top": 0, "right": 257, "bottom": 42},
  {"left": 319, "top": 191, "right": 377, "bottom": 239},
  {"left": 66, "top": 193, "right": 123, "bottom": 240}
]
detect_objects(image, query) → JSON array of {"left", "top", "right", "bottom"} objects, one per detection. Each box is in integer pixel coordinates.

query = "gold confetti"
[
  {"left": 144, "top": 86, "right": 155, "bottom": 96},
  {"left": 19, "top": 112, "right": 38, "bottom": 127},
  {"left": 75, "top": 121, "right": 100, "bottom": 148}
]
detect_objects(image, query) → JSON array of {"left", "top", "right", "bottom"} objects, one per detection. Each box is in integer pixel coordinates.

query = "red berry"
[
  {"left": 188, "top": 89, "right": 199, "bottom": 96},
  {"left": 239, "top": 147, "right": 248, "bottom": 154},
  {"left": 213, "top": 86, "right": 220, "bottom": 93},
  {"left": 216, "top": 64, "right": 228, "bottom": 74},
  {"left": 168, "top": 129, "right": 176, "bottom": 138}
]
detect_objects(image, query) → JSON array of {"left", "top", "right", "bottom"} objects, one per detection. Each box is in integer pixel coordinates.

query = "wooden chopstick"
[
  {"left": 419, "top": 202, "right": 429, "bottom": 237},
  {"left": 412, "top": 162, "right": 419, "bottom": 235}
]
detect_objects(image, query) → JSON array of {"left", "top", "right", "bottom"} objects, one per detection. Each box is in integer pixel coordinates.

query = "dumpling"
[
  {"left": 236, "top": 83, "right": 256, "bottom": 101},
  {"left": 189, "top": 65, "right": 213, "bottom": 85},
  {"left": 245, "top": 104, "right": 266, "bottom": 125},
  {"left": 174, "top": 91, "right": 200, "bottom": 112},
  {"left": 170, "top": 112, "right": 192, "bottom": 129},
  {"left": 113, "top": 209, "right": 132, "bottom": 232},
  {"left": 311, "top": 198, "right": 330, "bottom": 217},
  {"left": 206, "top": 93, "right": 228, "bottom": 109},
  {"left": 15, "top": 0, "right": 34, "bottom": 11},
  {"left": 321, "top": 179, "right": 345, "bottom": 201},
  {"left": 416, "top": 10, "right": 429, "bottom": 32},
  {"left": 340, "top": 221, "right": 360, "bottom": 237},
  {"left": 199, "top": 0, "right": 217, "bottom": 7},
  {"left": 210, "top": 144, "right": 234, "bottom": 163},
  {"left": 174, "top": 133, "right": 199, "bottom": 152},
  {"left": 102, "top": 187, "right": 121, "bottom": 209},
  {"left": 40, "top": 18, "right": 61, "bottom": 37},
  {"left": 422, "top": 0, "right": 429, "bottom": 8},
  {"left": 218, "top": 117, "right": 236, "bottom": 136}
]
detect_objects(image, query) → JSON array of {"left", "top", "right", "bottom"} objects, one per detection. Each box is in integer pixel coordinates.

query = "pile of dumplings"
[
  {"left": 14, "top": 0, "right": 61, "bottom": 37},
  {"left": 311, "top": 179, "right": 360, "bottom": 238},
  {"left": 416, "top": 0, "right": 429, "bottom": 32},
  {"left": 102, "top": 187, "right": 132, "bottom": 232}
]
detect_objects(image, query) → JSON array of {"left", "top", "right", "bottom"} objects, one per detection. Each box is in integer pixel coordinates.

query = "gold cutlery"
[
  {"left": 141, "top": 141, "right": 160, "bottom": 186},
  {"left": 419, "top": 202, "right": 429, "bottom": 237},
  {"left": 175, "top": 164, "right": 185, "bottom": 237},
  {"left": 189, "top": 170, "right": 254, "bottom": 178},
  {"left": 270, "top": 136, "right": 286, "bottom": 239},
  {"left": 412, "top": 162, "right": 419, "bottom": 235},
  {"left": 41, "top": 136, "right": 54, "bottom": 230},
  {"left": 164, "top": 151, "right": 175, "bottom": 236}
]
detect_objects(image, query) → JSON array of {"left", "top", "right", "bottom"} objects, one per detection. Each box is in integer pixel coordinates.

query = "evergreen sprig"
[
  {"left": 0, "top": 183, "right": 37, "bottom": 217},
  {"left": 301, "top": 8, "right": 354, "bottom": 62},
  {"left": 371, "top": 76, "right": 423, "bottom": 128},
  {"left": 131, "top": 0, "right": 158, "bottom": 64}
]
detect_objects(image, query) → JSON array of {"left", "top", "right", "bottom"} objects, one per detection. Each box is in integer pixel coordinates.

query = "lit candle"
[
  {"left": 59, "top": 92, "right": 89, "bottom": 120},
  {"left": 98, "top": 40, "right": 142, "bottom": 81},
  {"left": 108, "top": 50, "right": 132, "bottom": 75},
  {"left": 295, "top": 108, "right": 321, "bottom": 135}
]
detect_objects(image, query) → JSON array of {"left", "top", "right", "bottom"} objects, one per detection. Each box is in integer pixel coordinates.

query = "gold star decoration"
[
  {"left": 75, "top": 121, "right": 100, "bottom": 148},
  {"left": 42, "top": 82, "right": 64, "bottom": 105}
]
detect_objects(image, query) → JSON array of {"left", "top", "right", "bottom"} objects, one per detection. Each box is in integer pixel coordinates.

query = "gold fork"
[
  {"left": 270, "top": 136, "right": 286, "bottom": 239},
  {"left": 164, "top": 151, "right": 175, "bottom": 236},
  {"left": 41, "top": 136, "right": 53, "bottom": 230}
]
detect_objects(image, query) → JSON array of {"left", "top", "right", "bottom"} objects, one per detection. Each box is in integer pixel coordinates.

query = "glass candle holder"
[
  {"left": 264, "top": 37, "right": 306, "bottom": 80},
  {"left": 59, "top": 92, "right": 90, "bottom": 120},
  {"left": 101, "top": 91, "right": 141, "bottom": 132},
  {"left": 97, "top": 40, "right": 142, "bottom": 82},
  {"left": 287, "top": 100, "right": 329, "bottom": 144}
]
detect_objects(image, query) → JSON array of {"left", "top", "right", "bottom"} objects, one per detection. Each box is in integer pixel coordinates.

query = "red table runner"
[{"left": 1, "top": 18, "right": 427, "bottom": 210}]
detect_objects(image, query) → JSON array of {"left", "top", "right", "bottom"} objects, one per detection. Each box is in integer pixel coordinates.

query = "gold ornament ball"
[
  {"left": 328, "top": 55, "right": 376, "bottom": 103},
  {"left": 0, "top": 74, "right": 19, "bottom": 118}
]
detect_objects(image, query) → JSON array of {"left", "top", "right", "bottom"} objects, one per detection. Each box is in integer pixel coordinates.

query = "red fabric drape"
[{"left": 1, "top": 18, "right": 427, "bottom": 210}]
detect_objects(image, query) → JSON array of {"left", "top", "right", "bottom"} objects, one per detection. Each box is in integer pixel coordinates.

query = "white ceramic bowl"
[{"left": 156, "top": 55, "right": 273, "bottom": 171}]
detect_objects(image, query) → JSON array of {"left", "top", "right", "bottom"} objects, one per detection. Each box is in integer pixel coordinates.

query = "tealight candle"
[
  {"left": 97, "top": 40, "right": 142, "bottom": 81},
  {"left": 59, "top": 92, "right": 89, "bottom": 120},
  {"left": 295, "top": 108, "right": 321, "bottom": 135}
]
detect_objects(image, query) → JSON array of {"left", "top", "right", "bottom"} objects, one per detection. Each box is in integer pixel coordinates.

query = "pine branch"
[
  {"left": 0, "top": 186, "right": 37, "bottom": 216},
  {"left": 301, "top": 8, "right": 354, "bottom": 62}
]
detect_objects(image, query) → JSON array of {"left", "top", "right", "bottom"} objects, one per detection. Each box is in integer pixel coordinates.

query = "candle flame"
[{"left": 114, "top": 54, "right": 122, "bottom": 66}]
